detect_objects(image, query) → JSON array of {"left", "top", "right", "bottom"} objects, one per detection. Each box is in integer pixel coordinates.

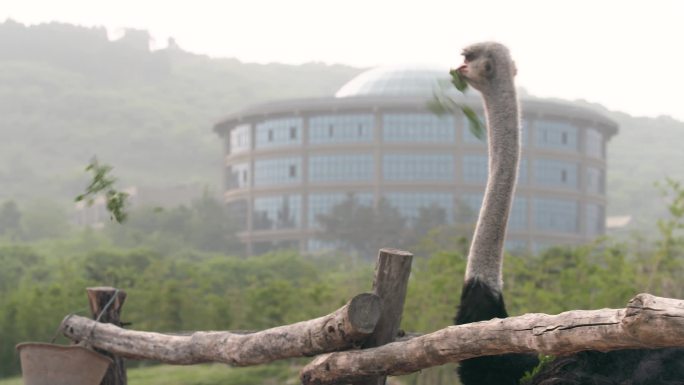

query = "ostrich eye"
[{"left": 464, "top": 52, "right": 476, "bottom": 62}]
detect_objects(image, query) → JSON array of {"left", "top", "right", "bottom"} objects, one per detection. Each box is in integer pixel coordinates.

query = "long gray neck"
[{"left": 464, "top": 81, "right": 520, "bottom": 292}]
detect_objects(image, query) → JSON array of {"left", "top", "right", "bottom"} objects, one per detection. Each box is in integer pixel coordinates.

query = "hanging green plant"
[{"left": 75, "top": 157, "right": 129, "bottom": 223}]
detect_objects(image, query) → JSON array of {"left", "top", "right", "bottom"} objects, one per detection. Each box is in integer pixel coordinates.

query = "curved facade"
[{"left": 214, "top": 67, "right": 618, "bottom": 255}]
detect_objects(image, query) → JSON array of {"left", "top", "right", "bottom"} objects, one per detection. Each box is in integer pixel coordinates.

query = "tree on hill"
[{"left": 0, "top": 201, "right": 21, "bottom": 240}]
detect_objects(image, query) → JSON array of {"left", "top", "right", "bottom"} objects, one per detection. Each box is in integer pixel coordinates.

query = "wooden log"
[
  {"left": 87, "top": 287, "right": 127, "bottom": 385},
  {"left": 354, "top": 248, "right": 413, "bottom": 385},
  {"left": 300, "top": 293, "right": 684, "bottom": 385},
  {"left": 63, "top": 292, "right": 381, "bottom": 366}
]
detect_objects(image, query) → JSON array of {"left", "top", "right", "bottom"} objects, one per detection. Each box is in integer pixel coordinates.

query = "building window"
[
  {"left": 586, "top": 167, "right": 604, "bottom": 194},
  {"left": 256, "top": 117, "right": 303, "bottom": 148},
  {"left": 509, "top": 197, "right": 528, "bottom": 230},
  {"left": 384, "top": 154, "right": 454, "bottom": 181},
  {"left": 229, "top": 124, "right": 251, "bottom": 154},
  {"left": 520, "top": 119, "right": 530, "bottom": 146},
  {"left": 533, "top": 198, "right": 578, "bottom": 233},
  {"left": 536, "top": 119, "right": 578, "bottom": 151},
  {"left": 463, "top": 155, "right": 488, "bottom": 182},
  {"left": 227, "top": 163, "right": 250, "bottom": 189},
  {"left": 586, "top": 203, "right": 605, "bottom": 236},
  {"left": 586, "top": 128, "right": 603, "bottom": 158},
  {"left": 254, "top": 157, "right": 302, "bottom": 186},
  {"left": 383, "top": 113, "right": 455, "bottom": 142},
  {"left": 309, "top": 154, "right": 374, "bottom": 182},
  {"left": 253, "top": 195, "right": 302, "bottom": 230},
  {"left": 310, "top": 114, "right": 374, "bottom": 144},
  {"left": 534, "top": 159, "right": 578, "bottom": 189},
  {"left": 518, "top": 158, "right": 528, "bottom": 185}
]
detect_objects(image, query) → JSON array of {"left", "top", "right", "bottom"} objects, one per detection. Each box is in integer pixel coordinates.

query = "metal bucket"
[{"left": 16, "top": 343, "right": 112, "bottom": 385}]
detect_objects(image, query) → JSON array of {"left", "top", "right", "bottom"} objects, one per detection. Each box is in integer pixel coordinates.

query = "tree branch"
[
  {"left": 300, "top": 293, "right": 684, "bottom": 385},
  {"left": 61, "top": 292, "right": 381, "bottom": 366}
]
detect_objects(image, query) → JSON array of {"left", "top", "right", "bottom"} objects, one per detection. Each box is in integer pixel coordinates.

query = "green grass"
[
  {"left": 0, "top": 377, "right": 21, "bottom": 385},
  {"left": 0, "top": 362, "right": 298, "bottom": 385}
]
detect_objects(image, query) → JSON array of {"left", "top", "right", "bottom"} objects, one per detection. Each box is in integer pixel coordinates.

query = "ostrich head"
[{"left": 456, "top": 42, "right": 517, "bottom": 94}]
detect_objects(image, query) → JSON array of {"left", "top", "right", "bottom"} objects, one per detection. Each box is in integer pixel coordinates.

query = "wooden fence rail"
[
  {"left": 63, "top": 292, "right": 382, "bottom": 366},
  {"left": 301, "top": 293, "right": 684, "bottom": 384},
  {"left": 60, "top": 249, "right": 684, "bottom": 385}
]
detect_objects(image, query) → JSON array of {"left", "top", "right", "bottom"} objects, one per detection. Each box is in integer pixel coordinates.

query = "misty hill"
[
  {"left": 0, "top": 20, "right": 682, "bottom": 234},
  {"left": 567, "top": 100, "right": 684, "bottom": 230},
  {"left": 609, "top": 113, "right": 684, "bottom": 228},
  {"left": 0, "top": 20, "right": 362, "bottom": 204}
]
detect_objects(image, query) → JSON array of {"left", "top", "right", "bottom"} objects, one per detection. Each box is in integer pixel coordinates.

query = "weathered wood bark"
[
  {"left": 300, "top": 293, "right": 684, "bottom": 385},
  {"left": 87, "top": 287, "right": 127, "bottom": 385},
  {"left": 63, "top": 292, "right": 381, "bottom": 366},
  {"left": 354, "top": 248, "right": 413, "bottom": 385}
]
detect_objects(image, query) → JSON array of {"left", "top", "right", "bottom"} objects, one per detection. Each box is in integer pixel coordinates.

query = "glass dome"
[{"left": 335, "top": 65, "right": 453, "bottom": 98}]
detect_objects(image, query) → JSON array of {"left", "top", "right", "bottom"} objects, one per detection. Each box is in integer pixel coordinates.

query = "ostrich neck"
[{"left": 465, "top": 83, "right": 520, "bottom": 292}]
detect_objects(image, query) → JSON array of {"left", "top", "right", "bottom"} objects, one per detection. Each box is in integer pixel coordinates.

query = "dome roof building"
[
  {"left": 335, "top": 65, "right": 451, "bottom": 98},
  {"left": 214, "top": 66, "right": 618, "bottom": 256}
]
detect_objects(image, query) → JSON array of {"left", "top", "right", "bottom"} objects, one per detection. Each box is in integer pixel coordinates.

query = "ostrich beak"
[{"left": 456, "top": 64, "right": 468, "bottom": 75}]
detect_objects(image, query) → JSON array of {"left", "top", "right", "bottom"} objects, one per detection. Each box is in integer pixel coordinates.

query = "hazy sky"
[{"left": 3, "top": 0, "right": 684, "bottom": 121}]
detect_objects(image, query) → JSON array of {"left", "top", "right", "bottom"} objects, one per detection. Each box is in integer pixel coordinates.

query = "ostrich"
[
  {"left": 452, "top": 41, "right": 539, "bottom": 385},
  {"left": 452, "top": 42, "right": 684, "bottom": 385}
]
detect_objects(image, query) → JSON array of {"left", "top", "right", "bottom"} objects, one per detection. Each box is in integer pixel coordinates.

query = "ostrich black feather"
[{"left": 455, "top": 278, "right": 539, "bottom": 385}]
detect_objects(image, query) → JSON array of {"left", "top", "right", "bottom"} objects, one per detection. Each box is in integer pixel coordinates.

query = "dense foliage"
[{"left": 0, "top": 179, "right": 682, "bottom": 382}]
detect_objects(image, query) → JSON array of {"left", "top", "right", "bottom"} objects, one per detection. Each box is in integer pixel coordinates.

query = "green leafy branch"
[
  {"left": 520, "top": 354, "right": 555, "bottom": 384},
  {"left": 427, "top": 69, "right": 485, "bottom": 140},
  {"left": 75, "top": 157, "right": 129, "bottom": 223}
]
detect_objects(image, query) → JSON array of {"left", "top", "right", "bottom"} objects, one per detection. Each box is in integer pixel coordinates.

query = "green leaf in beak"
[{"left": 449, "top": 69, "right": 468, "bottom": 92}]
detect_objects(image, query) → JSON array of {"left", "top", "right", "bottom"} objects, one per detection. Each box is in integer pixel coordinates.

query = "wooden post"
[
  {"left": 355, "top": 248, "right": 413, "bottom": 385},
  {"left": 87, "top": 286, "right": 127, "bottom": 385}
]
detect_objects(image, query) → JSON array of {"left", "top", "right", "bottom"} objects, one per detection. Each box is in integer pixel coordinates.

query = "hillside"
[
  {"left": 569, "top": 100, "right": 684, "bottom": 231},
  {"left": 0, "top": 20, "right": 362, "bottom": 204},
  {"left": 0, "top": 20, "right": 682, "bottom": 233}
]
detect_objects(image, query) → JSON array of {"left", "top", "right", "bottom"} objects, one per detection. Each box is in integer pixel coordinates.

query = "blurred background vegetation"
[
  {"left": 1, "top": 20, "right": 683, "bottom": 384},
  {"left": 0, "top": 177, "right": 682, "bottom": 383}
]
